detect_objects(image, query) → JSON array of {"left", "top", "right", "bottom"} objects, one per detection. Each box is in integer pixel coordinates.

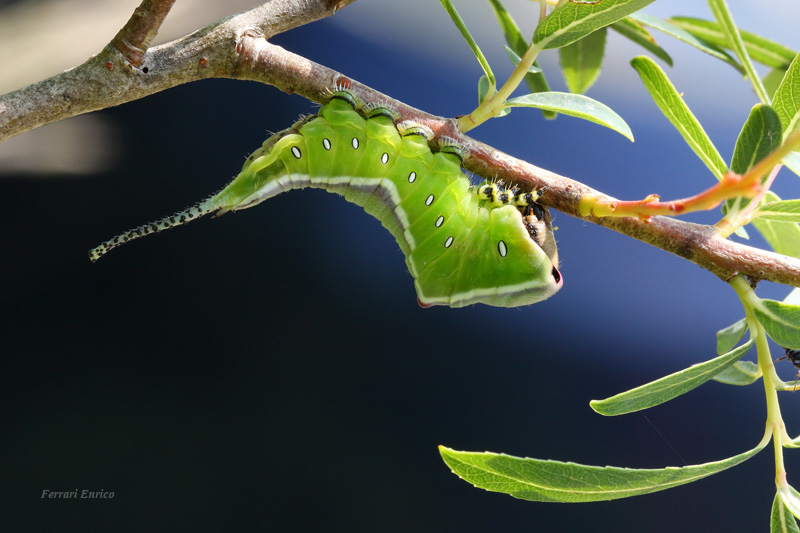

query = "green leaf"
[
  {"left": 439, "top": 440, "right": 766, "bottom": 503},
  {"left": 439, "top": 0, "right": 495, "bottom": 89},
  {"left": 712, "top": 361, "right": 760, "bottom": 386},
  {"left": 708, "top": 0, "right": 769, "bottom": 104},
  {"left": 765, "top": 68, "right": 789, "bottom": 100},
  {"left": 478, "top": 75, "right": 510, "bottom": 118},
  {"left": 730, "top": 104, "right": 782, "bottom": 175},
  {"left": 630, "top": 55, "right": 728, "bottom": 180},
  {"left": 772, "top": 491, "right": 800, "bottom": 533},
  {"left": 758, "top": 200, "right": 800, "bottom": 222},
  {"left": 668, "top": 16, "right": 796, "bottom": 69},
  {"left": 610, "top": 18, "right": 672, "bottom": 66},
  {"left": 751, "top": 299, "right": 800, "bottom": 349},
  {"left": 773, "top": 52, "right": 800, "bottom": 139},
  {"left": 629, "top": 13, "right": 742, "bottom": 74},
  {"left": 590, "top": 340, "right": 752, "bottom": 416},
  {"left": 533, "top": 0, "right": 657, "bottom": 50},
  {"left": 488, "top": 0, "right": 555, "bottom": 119},
  {"left": 751, "top": 191, "right": 800, "bottom": 258},
  {"left": 504, "top": 92, "right": 633, "bottom": 140},
  {"left": 560, "top": 28, "right": 607, "bottom": 94},
  {"left": 780, "top": 485, "right": 800, "bottom": 521},
  {"left": 717, "top": 318, "right": 748, "bottom": 354}
]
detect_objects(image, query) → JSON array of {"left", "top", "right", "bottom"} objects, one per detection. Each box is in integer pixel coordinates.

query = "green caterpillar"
[{"left": 90, "top": 88, "right": 562, "bottom": 308}]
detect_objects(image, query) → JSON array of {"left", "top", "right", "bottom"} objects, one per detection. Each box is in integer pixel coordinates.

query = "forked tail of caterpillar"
[{"left": 88, "top": 198, "right": 216, "bottom": 262}]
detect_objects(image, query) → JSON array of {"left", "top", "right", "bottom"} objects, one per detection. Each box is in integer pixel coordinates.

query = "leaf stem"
[
  {"left": 458, "top": 40, "right": 545, "bottom": 132},
  {"left": 730, "top": 276, "right": 789, "bottom": 487}
]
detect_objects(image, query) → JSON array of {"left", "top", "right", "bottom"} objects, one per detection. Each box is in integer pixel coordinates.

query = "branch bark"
[{"left": 1, "top": 0, "right": 799, "bottom": 289}]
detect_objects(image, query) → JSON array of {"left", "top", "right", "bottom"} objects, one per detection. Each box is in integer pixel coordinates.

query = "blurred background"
[{"left": 2, "top": 0, "right": 800, "bottom": 531}]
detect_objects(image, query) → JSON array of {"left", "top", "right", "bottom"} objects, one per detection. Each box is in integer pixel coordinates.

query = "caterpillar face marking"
[{"left": 90, "top": 89, "right": 562, "bottom": 308}]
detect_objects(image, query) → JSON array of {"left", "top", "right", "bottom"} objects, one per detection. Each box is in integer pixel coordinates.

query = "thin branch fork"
[{"left": 1, "top": 0, "right": 799, "bottom": 289}]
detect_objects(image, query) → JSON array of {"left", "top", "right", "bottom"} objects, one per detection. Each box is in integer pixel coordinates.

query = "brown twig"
[
  {"left": 110, "top": 0, "right": 178, "bottom": 68},
  {"left": 1, "top": 0, "right": 799, "bottom": 289}
]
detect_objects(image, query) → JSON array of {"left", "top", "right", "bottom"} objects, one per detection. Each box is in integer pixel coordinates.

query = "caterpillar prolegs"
[{"left": 89, "top": 90, "right": 563, "bottom": 308}]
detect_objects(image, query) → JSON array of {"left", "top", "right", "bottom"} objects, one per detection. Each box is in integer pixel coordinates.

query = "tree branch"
[
  {"left": 1, "top": 0, "right": 799, "bottom": 289},
  {"left": 110, "top": 0, "right": 178, "bottom": 68}
]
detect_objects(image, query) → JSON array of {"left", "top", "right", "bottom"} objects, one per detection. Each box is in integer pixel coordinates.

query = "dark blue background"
[{"left": 3, "top": 2, "right": 800, "bottom": 531}]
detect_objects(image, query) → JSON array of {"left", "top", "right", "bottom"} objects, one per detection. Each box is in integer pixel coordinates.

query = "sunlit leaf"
[
  {"left": 773, "top": 52, "right": 800, "bottom": 138},
  {"left": 610, "top": 18, "right": 672, "bottom": 66},
  {"left": 631, "top": 55, "right": 728, "bottom": 180},
  {"left": 751, "top": 299, "right": 800, "bottom": 349},
  {"left": 730, "top": 104, "right": 782, "bottom": 176},
  {"left": 629, "top": 13, "right": 742, "bottom": 73},
  {"left": 440, "top": 0, "right": 495, "bottom": 89},
  {"left": 751, "top": 192, "right": 800, "bottom": 258},
  {"left": 717, "top": 318, "right": 747, "bottom": 354},
  {"left": 668, "top": 16, "right": 796, "bottom": 69},
  {"left": 590, "top": 340, "right": 752, "bottom": 416},
  {"left": 505, "top": 92, "right": 633, "bottom": 140},
  {"left": 712, "top": 361, "right": 760, "bottom": 386},
  {"left": 772, "top": 491, "right": 800, "bottom": 532},
  {"left": 708, "top": 0, "right": 769, "bottom": 104},
  {"left": 560, "top": 28, "right": 607, "bottom": 94},
  {"left": 533, "top": 0, "right": 657, "bottom": 50},
  {"left": 758, "top": 200, "right": 800, "bottom": 222},
  {"left": 439, "top": 440, "right": 765, "bottom": 503}
]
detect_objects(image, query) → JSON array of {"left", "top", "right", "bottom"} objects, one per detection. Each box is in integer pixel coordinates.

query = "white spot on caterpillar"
[
  {"left": 444, "top": 236, "right": 454, "bottom": 248},
  {"left": 408, "top": 171, "right": 417, "bottom": 183},
  {"left": 291, "top": 146, "right": 302, "bottom": 159},
  {"left": 435, "top": 215, "right": 444, "bottom": 227},
  {"left": 425, "top": 194, "right": 434, "bottom": 206},
  {"left": 322, "top": 138, "right": 331, "bottom": 150},
  {"left": 351, "top": 137, "right": 359, "bottom": 149},
  {"left": 498, "top": 240, "right": 508, "bottom": 257},
  {"left": 381, "top": 152, "right": 389, "bottom": 164}
]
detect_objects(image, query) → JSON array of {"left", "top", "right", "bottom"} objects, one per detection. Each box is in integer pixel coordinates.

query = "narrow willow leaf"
[
  {"left": 610, "top": 18, "right": 672, "bottom": 66},
  {"left": 488, "top": 0, "right": 555, "bottom": 119},
  {"left": 730, "top": 104, "right": 782, "bottom": 174},
  {"left": 505, "top": 92, "right": 633, "bottom": 140},
  {"left": 712, "top": 361, "right": 760, "bottom": 386},
  {"left": 560, "top": 28, "right": 607, "bottom": 94},
  {"left": 773, "top": 52, "right": 800, "bottom": 139},
  {"left": 730, "top": 104, "right": 782, "bottom": 176},
  {"left": 631, "top": 55, "right": 728, "bottom": 180},
  {"left": 478, "top": 75, "right": 493, "bottom": 104},
  {"left": 780, "top": 486, "right": 800, "bottom": 521},
  {"left": 505, "top": 47, "right": 541, "bottom": 73},
  {"left": 751, "top": 191, "right": 800, "bottom": 258},
  {"left": 439, "top": 0, "right": 495, "bottom": 89},
  {"left": 533, "top": 0, "right": 657, "bottom": 50},
  {"left": 668, "top": 16, "right": 796, "bottom": 69},
  {"left": 758, "top": 200, "right": 800, "bottom": 222},
  {"left": 717, "top": 318, "right": 747, "bottom": 354},
  {"left": 751, "top": 299, "right": 800, "bottom": 349},
  {"left": 765, "top": 68, "right": 789, "bottom": 100},
  {"left": 772, "top": 491, "right": 800, "bottom": 533},
  {"left": 708, "top": 0, "right": 769, "bottom": 104},
  {"left": 439, "top": 441, "right": 765, "bottom": 503},
  {"left": 590, "top": 340, "right": 752, "bottom": 416},
  {"left": 629, "top": 13, "right": 742, "bottom": 74}
]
